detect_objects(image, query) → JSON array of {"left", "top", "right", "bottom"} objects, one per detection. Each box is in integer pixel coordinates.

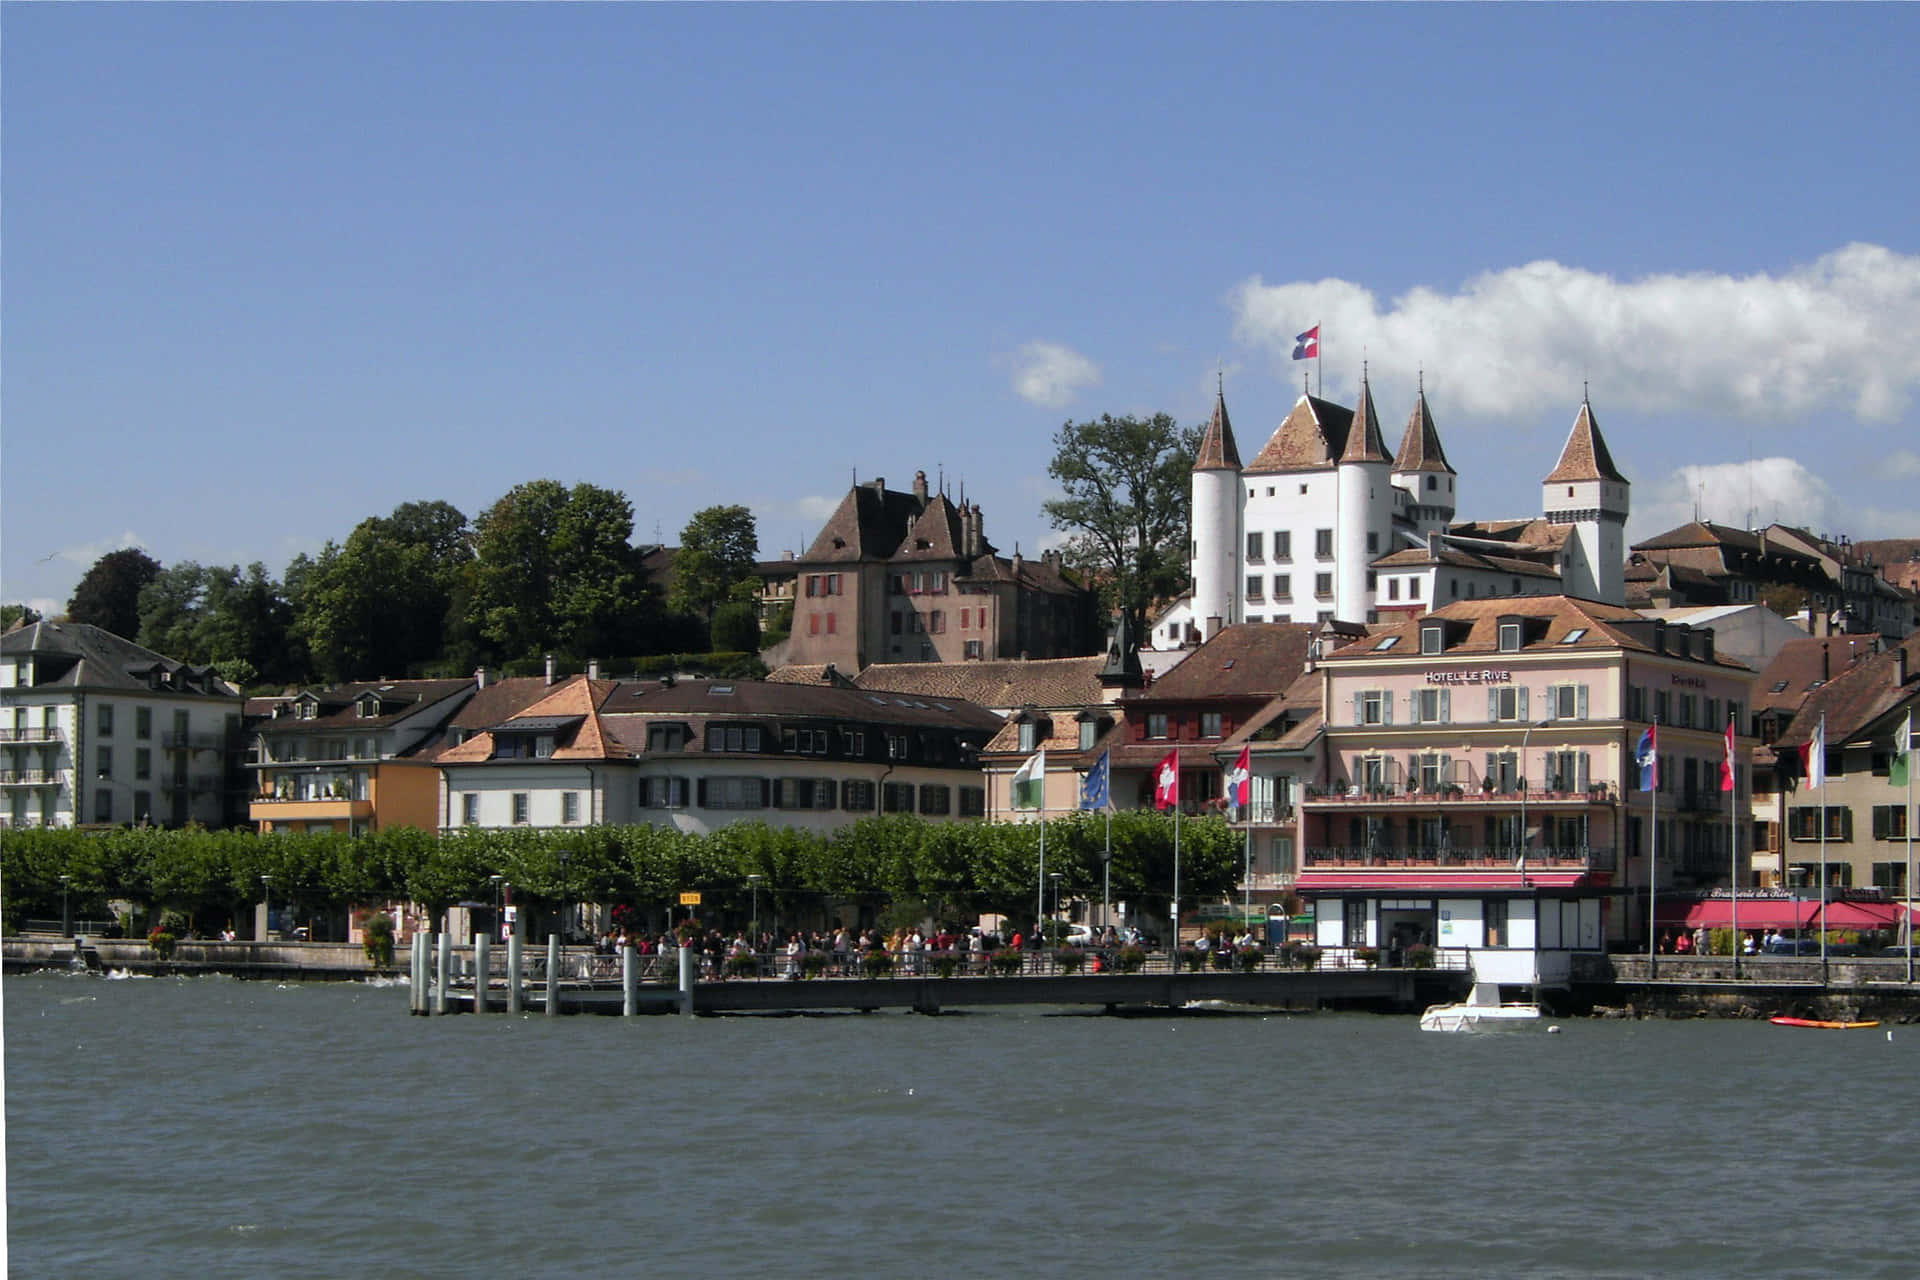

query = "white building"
[
  {"left": 1181, "top": 379, "right": 1630, "bottom": 639},
  {"left": 2, "top": 621, "right": 245, "bottom": 828}
]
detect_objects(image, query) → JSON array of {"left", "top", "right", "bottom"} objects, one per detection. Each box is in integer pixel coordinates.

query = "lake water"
[{"left": 5, "top": 971, "right": 1917, "bottom": 1277}]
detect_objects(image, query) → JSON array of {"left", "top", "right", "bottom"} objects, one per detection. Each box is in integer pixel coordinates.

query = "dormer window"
[
  {"left": 1079, "top": 720, "right": 1097, "bottom": 751},
  {"left": 1018, "top": 721, "right": 1039, "bottom": 753},
  {"left": 1420, "top": 625, "right": 1444, "bottom": 656},
  {"left": 356, "top": 695, "right": 382, "bottom": 718},
  {"left": 1498, "top": 623, "right": 1522, "bottom": 653}
]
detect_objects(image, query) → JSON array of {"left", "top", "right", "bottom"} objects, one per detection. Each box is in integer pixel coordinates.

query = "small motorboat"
[
  {"left": 1768, "top": 1016, "right": 1880, "bottom": 1030},
  {"left": 1420, "top": 982, "right": 1542, "bottom": 1032}
]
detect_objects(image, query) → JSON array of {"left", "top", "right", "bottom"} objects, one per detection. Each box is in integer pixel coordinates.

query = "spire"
[
  {"left": 1544, "top": 391, "right": 1628, "bottom": 484},
  {"left": 1193, "top": 380, "right": 1242, "bottom": 471},
  {"left": 1393, "top": 380, "right": 1455, "bottom": 474},
  {"left": 1338, "top": 366, "right": 1391, "bottom": 464}
]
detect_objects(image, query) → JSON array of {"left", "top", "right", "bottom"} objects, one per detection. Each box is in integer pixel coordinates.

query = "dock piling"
[
  {"left": 545, "top": 935, "right": 560, "bottom": 1017},
  {"left": 474, "top": 932, "right": 490, "bottom": 1013},
  {"left": 433, "top": 931, "right": 450, "bottom": 1015},
  {"left": 507, "top": 932, "right": 523, "bottom": 1014},
  {"left": 622, "top": 944, "right": 637, "bottom": 1016},
  {"left": 677, "top": 944, "right": 695, "bottom": 1016}
]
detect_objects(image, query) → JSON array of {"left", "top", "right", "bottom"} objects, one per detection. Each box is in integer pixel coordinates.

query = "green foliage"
[
  {"left": 709, "top": 601, "right": 761, "bottom": 654},
  {"left": 1178, "top": 947, "right": 1204, "bottom": 972},
  {"left": 466, "top": 481, "right": 653, "bottom": 662},
  {"left": 671, "top": 505, "right": 760, "bottom": 622},
  {"left": 1406, "top": 943, "right": 1436, "bottom": 969},
  {"left": 364, "top": 913, "right": 396, "bottom": 968},
  {"left": 1, "top": 603, "right": 43, "bottom": 630},
  {"left": 726, "top": 952, "right": 761, "bottom": 978},
  {"left": 1054, "top": 947, "right": 1085, "bottom": 973},
  {"left": 147, "top": 929, "right": 177, "bottom": 960},
  {"left": 761, "top": 600, "right": 794, "bottom": 648},
  {"left": 1354, "top": 945, "right": 1380, "bottom": 967},
  {"left": 989, "top": 948, "right": 1025, "bottom": 976},
  {"left": 860, "top": 950, "right": 895, "bottom": 978},
  {"left": 1284, "top": 943, "right": 1320, "bottom": 970},
  {"left": 1237, "top": 946, "right": 1264, "bottom": 972},
  {"left": 1041, "top": 412, "right": 1199, "bottom": 638},
  {"left": 801, "top": 951, "right": 829, "bottom": 979},
  {"left": 292, "top": 504, "right": 467, "bottom": 681},
  {"left": 1117, "top": 945, "right": 1147, "bottom": 973},
  {"left": 70, "top": 548, "right": 162, "bottom": 639}
]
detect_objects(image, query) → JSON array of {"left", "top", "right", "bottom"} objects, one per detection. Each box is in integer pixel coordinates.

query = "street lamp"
[
  {"left": 489, "top": 874, "right": 506, "bottom": 942},
  {"left": 1049, "top": 871, "right": 1063, "bottom": 934},
  {"left": 260, "top": 874, "right": 273, "bottom": 941},
  {"left": 747, "top": 873, "right": 764, "bottom": 946},
  {"left": 59, "top": 874, "right": 72, "bottom": 938}
]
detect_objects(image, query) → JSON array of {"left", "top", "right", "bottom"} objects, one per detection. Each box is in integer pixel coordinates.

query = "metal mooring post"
[
  {"left": 474, "top": 932, "right": 491, "bottom": 1013},
  {"left": 434, "top": 932, "right": 451, "bottom": 1016},
  {"left": 678, "top": 944, "right": 696, "bottom": 1016},
  {"left": 621, "top": 944, "right": 638, "bottom": 1016},
  {"left": 546, "top": 934, "right": 560, "bottom": 1017},
  {"left": 507, "top": 931, "right": 523, "bottom": 1014}
]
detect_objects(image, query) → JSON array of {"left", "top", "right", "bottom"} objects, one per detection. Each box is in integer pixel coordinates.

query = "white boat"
[{"left": 1419, "top": 982, "right": 1542, "bottom": 1032}]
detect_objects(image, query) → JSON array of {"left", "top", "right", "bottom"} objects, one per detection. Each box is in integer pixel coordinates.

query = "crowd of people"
[{"left": 588, "top": 920, "right": 1156, "bottom": 979}]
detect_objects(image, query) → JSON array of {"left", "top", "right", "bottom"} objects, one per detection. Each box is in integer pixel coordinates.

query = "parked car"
[
  {"left": 1763, "top": 937, "right": 1821, "bottom": 955},
  {"left": 1881, "top": 944, "right": 1918, "bottom": 957}
]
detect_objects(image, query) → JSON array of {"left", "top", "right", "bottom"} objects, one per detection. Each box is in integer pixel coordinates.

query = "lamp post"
[
  {"left": 1049, "top": 871, "right": 1062, "bottom": 933},
  {"left": 260, "top": 874, "right": 273, "bottom": 941},
  {"left": 489, "top": 874, "right": 506, "bottom": 942},
  {"left": 59, "top": 874, "right": 72, "bottom": 937},
  {"left": 747, "top": 873, "right": 764, "bottom": 946},
  {"left": 557, "top": 849, "right": 570, "bottom": 946}
]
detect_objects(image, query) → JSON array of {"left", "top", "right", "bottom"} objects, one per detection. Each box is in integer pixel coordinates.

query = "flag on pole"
[
  {"left": 1225, "top": 746, "right": 1251, "bottom": 818},
  {"left": 1635, "top": 724, "right": 1659, "bottom": 791},
  {"left": 1720, "top": 719, "right": 1736, "bottom": 792},
  {"left": 1804, "top": 717, "right": 1826, "bottom": 789},
  {"left": 1011, "top": 750, "right": 1046, "bottom": 811},
  {"left": 1291, "top": 326, "right": 1319, "bottom": 360},
  {"left": 1079, "top": 749, "right": 1111, "bottom": 811},
  {"left": 1153, "top": 749, "right": 1180, "bottom": 810},
  {"left": 1891, "top": 714, "right": 1911, "bottom": 788}
]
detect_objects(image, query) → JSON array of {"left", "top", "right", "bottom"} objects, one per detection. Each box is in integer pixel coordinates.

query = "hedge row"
[{"left": 0, "top": 811, "right": 1243, "bottom": 933}]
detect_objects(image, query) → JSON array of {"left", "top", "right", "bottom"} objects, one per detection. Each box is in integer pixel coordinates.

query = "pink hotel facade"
[{"left": 1294, "top": 597, "right": 1755, "bottom": 987}]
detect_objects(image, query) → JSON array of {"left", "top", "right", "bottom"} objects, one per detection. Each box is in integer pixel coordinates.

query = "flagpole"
[
  {"left": 1037, "top": 806, "right": 1047, "bottom": 947},
  {"left": 1172, "top": 794, "right": 1182, "bottom": 966},
  {"left": 1905, "top": 709, "right": 1914, "bottom": 986},
  {"left": 1103, "top": 805, "right": 1112, "bottom": 931},
  {"left": 1647, "top": 719, "right": 1660, "bottom": 978},
  {"left": 1729, "top": 711, "right": 1740, "bottom": 979},
  {"left": 1818, "top": 713, "right": 1828, "bottom": 984}
]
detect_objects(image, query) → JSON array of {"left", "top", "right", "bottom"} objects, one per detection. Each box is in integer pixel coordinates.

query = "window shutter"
[
  {"left": 1441, "top": 754, "right": 1452, "bottom": 786},
  {"left": 1488, "top": 688, "right": 1499, "bottom": 720},
  {"left": 1578, "top": 752, "right": 1590, "bottom": 792},
  {"left": 1383, "top": 695, "right": 1393, "bottom": 725},
  {"left": 1440, "top": 689, "right": 1451, "bottom": 722},
  {"left": 1577, "top": 685, "right": 1589, "bottom": 720},
  {"left": 1518, "top": 687, "right": 1530, "bottom": 719},
  {"left": 1353, "top": 691, "right": 1364, "bottom": 725}
]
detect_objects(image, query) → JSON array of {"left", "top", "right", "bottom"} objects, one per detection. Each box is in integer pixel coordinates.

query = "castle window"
[
  {"left": 1388, "top": 579, "right": 1400, "bottom": 601},
  {"left": 1274, "top": 531, "right": 1291, "bottom": 560},
  {"left": 1246, "top": 532, "right": 1264, "bottom": 562},
  {"left": 1426, "top": 475, "right": 1436, "bottom": 491},
  {"left": 1314, "top": 573, "right": 1333, "bottom": 599},
  {"left": 1200, "top": 712, "right": 1223, "bottom": 738},
  {"left": 1147, "top": 713, "right": 1169, "bottom": 740},
  {"left": 1274, "top": 574, "right": 1291, "bottom": 599},
  {"left": 1245, "top": 576, "right": 1264, "bottom": 602},
  {"left": 1367, "top": 532, "right": 1379, "bottom": 553},
  {"left": 1315, "top": 529, "right": 1334, "bottom": 558}
]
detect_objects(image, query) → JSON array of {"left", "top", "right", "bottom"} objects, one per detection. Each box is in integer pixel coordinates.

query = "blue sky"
[{"left": 6, "top": 4, "right": 1918, "bottom": 619}]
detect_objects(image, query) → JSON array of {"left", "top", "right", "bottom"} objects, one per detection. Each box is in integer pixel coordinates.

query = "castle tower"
[
  {"left": 1542, "top": 391, "right": 1630, "bottom": 603},
  {"left": 1335, "top": 370, "right": 1393, "bottom": 624},
  {"left": 1189, "top": 381, "right": 1243, "bottom": 638},
  {"left": 1390, "top": 376, "right": 1457, "bottom": 542}
]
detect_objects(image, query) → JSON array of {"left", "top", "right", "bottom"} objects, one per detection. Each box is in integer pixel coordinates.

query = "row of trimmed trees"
[{"left": 1, "top": 812, "right": 1246, "bottom": 938}]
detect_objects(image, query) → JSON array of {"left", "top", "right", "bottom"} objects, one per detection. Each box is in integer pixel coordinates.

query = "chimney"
[
  {"left": 1893, "top": 645, "right": 1908, "bottom": 687},
  {"left": 588, "top": 659, "right": 601, "bottom": 681},
  {"left": 822, "top": 663, "right": 837, "bottom": 683},
  {"left": 1206, "top": 615, "right": 1223, "bottom": 640},
  {"left": 870, "top": 476, "right": 886, "bottom": 495},
  {"left": 474, "top": 666, "right": 489, "bottom": 690},
  {"left": 545, "top": 653, "right": 557, "bottom": 686},
  {"left": 913, "top": 470, "right": 929, "bottom": 504}
]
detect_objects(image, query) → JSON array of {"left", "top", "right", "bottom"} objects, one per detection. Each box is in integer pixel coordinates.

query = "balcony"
[
  {"left": 1303, "top": 845, "right": 1617, "bottom": 872},
  {"left": 0, "top": 768, "right": 58, "bottom": 786},
  {"left": 0, "top": 727, "right": 62, "bottom": 744},
  {"left": 163, "top": 730, "right": 238, "bottom": 752},
  {"left": 249, "top": 796, "right": 373, "bottom": 824}
]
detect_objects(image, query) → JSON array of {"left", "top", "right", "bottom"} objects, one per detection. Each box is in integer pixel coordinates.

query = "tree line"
[
  {"left": 0, "top": 811, "right": 1243, "bottom": 938},
  {"left": 47, "top": 488, "right": 766, "bottom": 689}
]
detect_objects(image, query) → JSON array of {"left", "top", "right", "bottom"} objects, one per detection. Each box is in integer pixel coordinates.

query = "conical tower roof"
[
  {"left": 1393, "top": 380, "right": 1455, "bottom": 475},
  {"left": 1338, "top": 371, "right": 1391, "bottom": 464},
  {"left": 1543, "top": 392, "right": 1628, "bottom": 484},
  {"left": 1193, "top": 382, "right": 1242, "bottom": 471}
]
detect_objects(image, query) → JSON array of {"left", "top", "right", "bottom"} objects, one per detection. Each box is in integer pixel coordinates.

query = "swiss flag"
[
  {"left": 1292, "top": 325, "right": 1319, "bottom": 361},
  {"left": 1153, "top": 749, "right": 1180, "bottom": 810}
]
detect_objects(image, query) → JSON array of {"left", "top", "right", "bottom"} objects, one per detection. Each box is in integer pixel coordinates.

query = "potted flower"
[
  {"left": 1054, "top": 946, "right": 1085, "bottom": 974},
  {"left": 1237, "top": 946, "right": 1264, "bottom": 972},
  {"left": 1284, "top": 943, "right": 1320, "bottom": 970},
  {"left": 989, "top": 947, "right": 1025, "bottom": 976},
  {"left": 1178, "top": 947, "right": 1205, "bottom": 972},
  {"left": 1116, "top": 945, "right": 1147, "bottom": 973},
  {"left": 147, "top": 927, "right": 177, "bottom": 960},
  {"left": 1405, "top": 943, "right": 1436, "bottom": 969},
  {"left": 801, "top": 951, "right": 829, "bottom": 980},
  {"left": 1354, "top": 945, "right": 1381, "bottom": 968},
  {"left": 861, "top": 950, "right": 895, "bottom": 978}
]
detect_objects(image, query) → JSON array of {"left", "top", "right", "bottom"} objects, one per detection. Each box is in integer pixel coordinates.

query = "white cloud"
[
  {"left": 1630, "top": 456, "right": 1838, "bottom": 544},
  {"left": 50, "top": 531, "right": 148, "bottom": 567},
  {"left": 1885, "top": 449, "right": 1920, "bottom": 481},
  {"left": 1231, "top": 243, "right": 1920, "bottom": 424},
  {"left": 1007, "top": 341, "right": 1101, "bottom": 409}
]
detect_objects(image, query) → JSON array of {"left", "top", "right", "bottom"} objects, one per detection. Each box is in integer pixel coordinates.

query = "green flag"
[
  {"left": 1011, "top": 750, "right": 1046, "bottom": 811},
  {"left": 1892, "top": 714, "right": 1912, "bottom": 788}
]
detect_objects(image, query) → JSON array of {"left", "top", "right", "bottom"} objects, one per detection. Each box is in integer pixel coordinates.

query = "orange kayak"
[{"left": 1769, "top": 1016, "right": 1880, "bottom": 1029}]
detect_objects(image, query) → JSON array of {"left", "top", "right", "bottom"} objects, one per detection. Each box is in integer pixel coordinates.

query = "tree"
[
  {"left": 292, "top": 502, "right": 470, "bottom": 682},
  {"left": 710, "top": 601, "right": 761, "bottom": 653},
  {"left": 1, "top": 603, "right": 41, "bottom": 631},
  {"left": 1041, "top": 413, "right": 1199, "bottom": 640},
  {"left": 671, "top": 505, "right": 760, "bottom": 624},
  {"left": 465, "top": 481, "right": 651, "bottom": 662},
  {"left": 136, "top": 561, "right": 295, "bottom": 680},
  {"left": 136, "top": 562, "right": 211, "bottom": 660},
  {"left": 68, "top": 548, "right": 162, "bottom": 638}
]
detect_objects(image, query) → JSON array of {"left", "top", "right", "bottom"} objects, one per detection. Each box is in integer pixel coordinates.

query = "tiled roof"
[
  {"left": 959, "top": 553, "right": 1084, "bottom": 595},
  {"left": 1392, "top": 386, "right": 1454, "bottom": 475},
  {"left": 1338, "top": 376, "right": 1392, "bottom": 464},
  {"left": 896, "top": 494, "right": 968, "bottom": 562},
  {"left": 1631, "top": 520, "right": 1767, "bottom": 554},
  {"left": 1542, "top": 397, "right": 1628, "bottom": 484},
  {"left": 852, "top": 656, "right": 1108, "bottom": 709},
  {"left": 798, "top": 482, "right": 934, "bottom": 564},
  {"left": 414, "top": 677, "right": 556, "bottom": 762},
  {"left": 434, "top": 675, "right": 624, "bottom": 763},
  {"left": 1131, "top": 623, "right": 1317, "bottom": 702},
  {"left": 259, "top": 677, "right": 473, "bottom": 732},
  {"left": 1774, "top": 631, "right": 1920, "bottom": 750},
  {"left": 981, "top": 705, "right": 1125, "bottom": 760},
  {"left": 1445, "top": 517, "right": 1571, "bottom": 551},
  {"left": 1750, "top": 636, "right": 1851, "bottom": 716},
  {"left": 1370, "top": 544, "right": 1562, "bottom": 579},
  {"left": 595, "top": 677, "right": 1004, "bottom": 737},
  {"left": 1193, "top": 386, "right": 1242, "bottom": 471},
  {"left": 1323, "top": 595, "right": 1745, "bottom": 666},
  {"left": 1244, "top": 395, "right": 1355, "bottom": 474}
]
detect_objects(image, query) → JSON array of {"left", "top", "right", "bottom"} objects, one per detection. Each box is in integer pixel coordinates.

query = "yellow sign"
[{"left": 679, "top": 892, "right": 702, "bottom": 906}]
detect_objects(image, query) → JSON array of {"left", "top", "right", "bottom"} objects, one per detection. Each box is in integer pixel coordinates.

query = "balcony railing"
[
  {"left": 1305, "top": 782, "right": 1619, "bottom": 805},
  {"left": 0, "top": 728, "right": 62, "bottom": 744},
  {"left": 1303, "top": 845, "right": 1617, "bottom": 872},
  {"left": 0, "top": 768, "right": 57, "bottom": 785},
  {"left": 162, "top": 730, "right": 239, "bottom": 751}
]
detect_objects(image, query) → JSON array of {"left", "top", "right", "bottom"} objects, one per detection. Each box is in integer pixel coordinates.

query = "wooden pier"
[{"left": 407, "top": 933, "right": 1472, "bottom": 1018}]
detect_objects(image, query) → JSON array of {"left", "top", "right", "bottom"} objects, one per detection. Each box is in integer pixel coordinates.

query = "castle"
[{"left": 1175, "top": 375, "right": 1630, "bottom": 642}]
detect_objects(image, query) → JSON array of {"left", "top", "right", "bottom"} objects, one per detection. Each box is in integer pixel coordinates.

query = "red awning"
[
  {"left": 1815, "top": 900, "right": 1901, "bottom": 930},
  {"left": 1295, "top": 870, "right": 1592, "bottom": 893},
  {"left": 1656, "top": 899, "right": 1819, "bottom": 931}
]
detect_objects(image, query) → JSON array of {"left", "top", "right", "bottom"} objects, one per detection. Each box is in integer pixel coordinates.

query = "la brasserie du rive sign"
[{"left": 1423, "top": 668, "right": 1513, "bottom": 685}]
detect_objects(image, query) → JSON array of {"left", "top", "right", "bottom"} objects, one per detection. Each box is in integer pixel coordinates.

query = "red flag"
[
  {"left": 1720, "top": 720, "right": 1736, "bottom": 792},
  {"left": 1226, "top": 746, "right": 1251, "bottom": 815},
  {"left": 1153, "top": 749, "right": 1180, "bottom": 810}
]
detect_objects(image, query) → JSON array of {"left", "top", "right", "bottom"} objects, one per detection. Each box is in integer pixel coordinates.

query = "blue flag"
[
  {"left": 1079, "top": 750, "right": 1111, "bottom": 811},
  {"left": 1635, "top": 724, "right": 1659, "bottom": 791}
]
